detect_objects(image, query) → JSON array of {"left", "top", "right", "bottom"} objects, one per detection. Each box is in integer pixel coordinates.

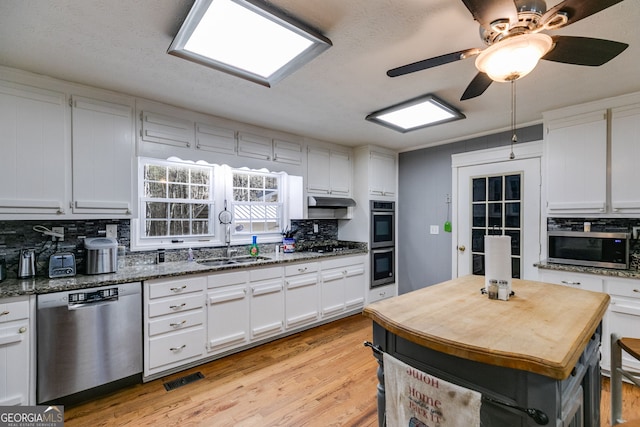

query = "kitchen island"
[{"left": 363, "top": 275, "right": 609, "bottom": 426}]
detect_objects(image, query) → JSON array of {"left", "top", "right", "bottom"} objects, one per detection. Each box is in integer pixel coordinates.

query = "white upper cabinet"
[
  {"left": 195, "top": 122, "right": 236, "bottom": 155},
  {"left": 544, "top": 110, "right": 607, "bottom": 214},
  {"left": 0, "top": 80, "right": 67, "bottom": 216},
  {"left": 610, "top": 104, "right": 640, "bottom": 213},
  {"left": 71, "top": 95, "right": 135, "bottom": 215},
  {"left": 237, "top": 132, "right": 272, "bottom": 160},
  {"left": 307, "top": 147, "right": 351, "bottom": 196},
  {"left": 140, "top": 110, "right": 193, "bottom": 149},
  {"left": 273, "top": 139, "right": 302, "bottom": 165},
  {"left": 368, "top": 150, "right": 396, "bottom": 198}
]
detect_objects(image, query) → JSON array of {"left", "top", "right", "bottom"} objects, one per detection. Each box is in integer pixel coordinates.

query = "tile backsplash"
[{"left": 0, "top": 218, "right": 343, "bottom": 277}]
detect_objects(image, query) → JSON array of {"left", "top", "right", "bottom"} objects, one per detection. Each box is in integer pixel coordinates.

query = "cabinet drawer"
[
  {"left": 148, "top": 327, "right": 204, "bottom": 369},
  {"left": 539, "top": 271, "right": 603, "bottom": 293},
  {"left": 208, "top": 270, "right": 249, "bottom": 289},
  {"left": 321, "top": 255, "right": 363, "bottom": 270},
  {"left": 148, "top": 310, "right": 204, "bottom": 337},
  {"left": 0, "top": 298, "right": 30, "bottom": 323},
  {"left": 249, "top": 266, "right": 282, "bottom": 282},
  {"left": 285, "top": 262, "right": 318, "bottom": 277},
  {"left": 147, "top": 276, "right": 206, "bottom": 299},
  {"left": 148, "top": 294, "right": 203, "bottom": 318},
  {"left": 607, "top": 278, "right": 640, "bottom": 299}
]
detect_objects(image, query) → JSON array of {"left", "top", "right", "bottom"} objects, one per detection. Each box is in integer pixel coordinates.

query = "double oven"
[{"left": 370, "top": 200, "right": 395, "bottom": 287}]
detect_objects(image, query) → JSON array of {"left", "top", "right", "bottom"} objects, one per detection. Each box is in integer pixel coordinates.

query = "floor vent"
[{"left": 163, "top": 372, "right": 204, "bottom": 391}]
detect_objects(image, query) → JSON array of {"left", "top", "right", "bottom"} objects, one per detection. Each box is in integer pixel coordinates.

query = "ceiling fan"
[{"left": 387, "top": 0, "right": 629, "bottom": 101}]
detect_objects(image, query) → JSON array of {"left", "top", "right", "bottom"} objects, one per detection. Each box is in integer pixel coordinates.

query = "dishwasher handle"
[{"left": 68, "top": 297, "right": 119, "bottom": 310}]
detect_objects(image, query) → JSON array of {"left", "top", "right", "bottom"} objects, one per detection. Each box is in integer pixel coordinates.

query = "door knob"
[{"left": 457, "top": 245, "right": 466, "bottom": 252}]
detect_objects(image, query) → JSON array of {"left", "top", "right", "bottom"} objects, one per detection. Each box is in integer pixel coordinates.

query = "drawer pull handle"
[
  {"left": 170, "top": 286, "right": 187, "bottom": 292},
  {"left": 561, "top": 280, "right": 581, "bottom": 286},
  {"left": 169, "top": 303, "right": 186, "bottom": 310},
  {"left": 298, "top": 267, "right": 307, "bottom": 273},
  {"left": 169, "top": 345, "right": 186, "bottom": 351},
  {"left": 634, "top": 289, "right": 639, "bottom": 293},
  {"left": 169, "top": 320, "right": 187, "bottom": 327},
  {"left": 0, "top": 311, "right": 9, "bottom": 317},
  {"left": 19, "top": 327, "right": 26, "bottom": 333}
]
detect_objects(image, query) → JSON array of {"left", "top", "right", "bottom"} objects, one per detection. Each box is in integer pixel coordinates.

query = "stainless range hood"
[{"left": 308, "top": 196, "right": 356, "bottom": 208}]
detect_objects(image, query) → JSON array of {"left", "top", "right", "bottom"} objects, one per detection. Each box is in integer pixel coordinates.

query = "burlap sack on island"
[{"left": 383, "top": 353, "right": 481, "bottom": 427}]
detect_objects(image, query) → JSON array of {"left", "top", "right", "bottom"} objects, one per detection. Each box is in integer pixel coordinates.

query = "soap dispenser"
[{"left": 249, "top": 236, "right": 259, "bottom": 257}]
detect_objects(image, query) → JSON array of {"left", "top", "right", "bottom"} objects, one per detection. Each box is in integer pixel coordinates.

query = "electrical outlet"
[
  {"left": 313, "top": 223, "right": 319, "bottom": 233},
  {"left": 52, "top": 226, "right": 64, "bottom": 241},
  {"left": 430, "top": 225, "right": 439, "bottom": 235},
  {"left": 633, "top": 226, "right": 640, "bottom": 240},
  {"left": 106, "top": 224, "right": 118, "bottom": 239}
]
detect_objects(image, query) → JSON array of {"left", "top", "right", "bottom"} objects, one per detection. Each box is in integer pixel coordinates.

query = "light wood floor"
[{"left": 64, "top": 314, "right": 640, "bottom": 427}]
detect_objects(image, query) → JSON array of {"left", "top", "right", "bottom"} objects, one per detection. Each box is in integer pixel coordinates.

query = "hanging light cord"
[{"left": 509, "top": 79, "right": 517, "bottom": 160}]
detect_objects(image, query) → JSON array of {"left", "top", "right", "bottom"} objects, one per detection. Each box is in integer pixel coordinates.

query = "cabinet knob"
[
  {"left": 19, "top": 327, "right": 27, "bottom": 333},
  {"left": 633, "top": 289, "right": 639, "bottom": 293}
]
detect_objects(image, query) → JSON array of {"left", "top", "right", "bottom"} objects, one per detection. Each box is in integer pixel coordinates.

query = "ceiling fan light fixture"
[
  {"left": 475, "top": 33, "right": 553, "bottom": 82},
  {"left": 365, "top": 94, "right": 465, "bottom": 133}
]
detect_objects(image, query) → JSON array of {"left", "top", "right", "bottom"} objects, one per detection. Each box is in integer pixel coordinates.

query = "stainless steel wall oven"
[{"left": 370, "top": 200, "right": 395, "bottom": 288}]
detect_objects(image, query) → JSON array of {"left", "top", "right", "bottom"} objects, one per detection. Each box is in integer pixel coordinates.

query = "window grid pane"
[{"left": 232, "top": 170, "right": 282, "bottom": 234}]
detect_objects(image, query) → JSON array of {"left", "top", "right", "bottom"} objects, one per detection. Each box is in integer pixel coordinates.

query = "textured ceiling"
[{"left": 0, "top": 0, "right": 638, "bottom": 152}]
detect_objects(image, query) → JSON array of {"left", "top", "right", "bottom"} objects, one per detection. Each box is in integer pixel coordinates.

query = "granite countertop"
[
  {"left": 535, "top": 260, "right": 640, "bottom": 279},
  {"left": 0, "top": 248, "right": 367, "bottom": 298}
]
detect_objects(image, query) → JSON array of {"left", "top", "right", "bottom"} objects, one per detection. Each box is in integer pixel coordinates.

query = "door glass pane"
[
  {"left": 473, "top": 254, "right": 484, "bottom": 275},
  {"left": 473, "top": 205, "right": 486, "bottom": 227},
  {"left": 488, "top": 203, "right": 502, "bottom": 227},
  {"left": 505, "top": 175, "right": 520, "bottom": 200},
  {"left": 472, "top": 178, "right": 486, "bottom": 202},
  {"left": 488, "top": 176, "right": 502, "bottom": 201},
  {"left": 472, "top": 229, "right": 485, "bottom": 252},
  {"left": 505, "top": 202, "right": 520, "bottom": 227}
]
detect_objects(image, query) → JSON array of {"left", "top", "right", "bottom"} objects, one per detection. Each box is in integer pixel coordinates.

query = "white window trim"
[{"left": 131, "top": 159, "right": 298, "bottom": 252}]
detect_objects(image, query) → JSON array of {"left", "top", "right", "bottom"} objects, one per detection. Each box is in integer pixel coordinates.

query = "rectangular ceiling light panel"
[
  {"left": 168, "top": 0, "right": 332, "bottom": 87},
  {"left": 366, "top": 94, "right": 465, "bottom": 133}
]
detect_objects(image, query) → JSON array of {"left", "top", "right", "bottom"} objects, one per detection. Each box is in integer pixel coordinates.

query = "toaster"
[{"left": 48, "top": 252, "right": 76, "bottom": 278}]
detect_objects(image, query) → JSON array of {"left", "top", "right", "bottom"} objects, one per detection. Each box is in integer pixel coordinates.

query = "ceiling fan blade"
[
  {"left": 542, "top": 36, "right": 629, "bottom": 66},
  {"left": 460, "top": 0, "right": 518, "bottom": 31},
  {"left": 540, "top": 0, "right": 624, "bottom": 29},
  {"left": 460, "top": 72, "right": 493, "bottom": 101},
  {"left": 387, "top": 48, "right": 481, "bottom": 77}
]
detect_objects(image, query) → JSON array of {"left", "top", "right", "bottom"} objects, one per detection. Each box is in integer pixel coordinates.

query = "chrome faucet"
[{"left": 224, "top": 246, "right": 238, "bottom": 258}]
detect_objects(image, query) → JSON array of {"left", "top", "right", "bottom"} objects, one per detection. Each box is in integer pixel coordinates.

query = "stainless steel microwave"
[{"left": 548, "top": 231, "right": 630, "bottom": 269}]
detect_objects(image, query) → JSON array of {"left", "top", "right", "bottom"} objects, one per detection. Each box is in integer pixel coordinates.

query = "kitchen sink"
[{"left": 198, "top": 256, "right": 270, "bottom": 267}]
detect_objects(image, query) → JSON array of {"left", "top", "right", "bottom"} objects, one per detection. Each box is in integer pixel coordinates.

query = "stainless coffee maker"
[{"left": 18, "top": 249, "right": 36, "bottom": 279}]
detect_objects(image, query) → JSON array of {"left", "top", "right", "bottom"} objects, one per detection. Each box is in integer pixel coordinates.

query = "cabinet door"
[
  {"left": 611, "top": 104, "right": 640, "bottom": 213},
  {"left": 250, "top": 279, "right": 284, "bottom": 340},
  {"left": 329, "top": 151, "right": 351, "bottom": 195},
  {"left": 307, "top": 147, "right": 331, "bottom": 194},
  {"left": 545, "top": 111, "right": 607, "bottom": 213},
  {"left": 604, "top": 278, "right": 640, "bottom": 374},
  {"left": 320, "top": 269, "right": 345, "bottom": 318},
  {"left": 71, "top": 96, "right": 134, "bottom": 215},
  {"left": 285, "top": 271, "right": 319, "bottom": 329},
  {"left": 273, "top": 139, "right": 302, "bottom": 165},
  {"left": 237, "top": 132, "right": 272, "bottom": 160},
  {"left": 344, "top": 262, "right": 366, "bottom": 310},
  {"left": 0, "top": 80, "right": 66, "bottom": 215},
  {"left": 207, "top": 284, "right": 249, "bottom": 353},
  {"left": 0, "top": 320, "right": 30, "bottom": 405},
  {"left": 196, "top": 122, "right": 236, "bottom": 155},
  {"left": 369, "top": 151, "right": 396, "bottom": 197},
  {"left": 140, "top": 110, "right": 193, "bottom": 148}
]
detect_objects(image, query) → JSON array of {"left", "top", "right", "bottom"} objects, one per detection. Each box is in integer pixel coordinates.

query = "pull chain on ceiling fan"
[
  {"left": 386, "top": 0, "right": 630, "bottom": 101},
  {"left": 510, "top": 79, "right": 517, "bottom": 160}
]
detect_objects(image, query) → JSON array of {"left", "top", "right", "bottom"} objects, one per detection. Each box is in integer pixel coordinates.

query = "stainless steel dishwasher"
[{"left": 37, "top": 282, "right": 142, "bottom": 403}]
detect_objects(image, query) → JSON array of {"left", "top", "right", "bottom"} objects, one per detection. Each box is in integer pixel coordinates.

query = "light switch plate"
[
  {"left": 106, "top": 224, "right": 118, "bottom": 239},
  {"left": 430, "top": 225, "right": 439, "bottom": 235}
]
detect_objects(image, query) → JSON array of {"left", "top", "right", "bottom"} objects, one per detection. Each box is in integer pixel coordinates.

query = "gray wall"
[{"left": 397, "top": 125, "right": 543, "bottom": 294}]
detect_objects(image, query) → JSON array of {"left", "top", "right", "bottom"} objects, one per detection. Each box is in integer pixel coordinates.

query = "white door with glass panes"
[{"left": 452, "top": 144, "right": 541, "bottom": 280}]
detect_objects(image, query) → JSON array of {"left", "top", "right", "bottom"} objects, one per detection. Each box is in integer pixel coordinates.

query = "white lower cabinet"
[
  {"left": 207, "top": 270, "right": 250, "bottom": 354},
  {"left": 539, "top": 270, "right": 640, "bottom": 375},
  {"left": 0, "top": 295, "right": 34, "bottom": 405},
  {"left": 144, "top": 275, "right": 206, "bottom": 379},
  {"left": 249, "top": 267, "right": 284, "bottom": 340},
  {"left": 368, "top": 283, "right": 396, "bottom": 304},
  {"left": 604, "top": 278, "right": 640, "bottom": 374},
  {"left": 320, "top": 256, "right": 366, "bottom": 319},
  {"left": 284, "top": 262, "right": 319, "bottom": 329}
]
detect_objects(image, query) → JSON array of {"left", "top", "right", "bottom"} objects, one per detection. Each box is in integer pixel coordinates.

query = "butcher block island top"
[{"left": 363, "top": 275, "right": 610, "bottom": 380}]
